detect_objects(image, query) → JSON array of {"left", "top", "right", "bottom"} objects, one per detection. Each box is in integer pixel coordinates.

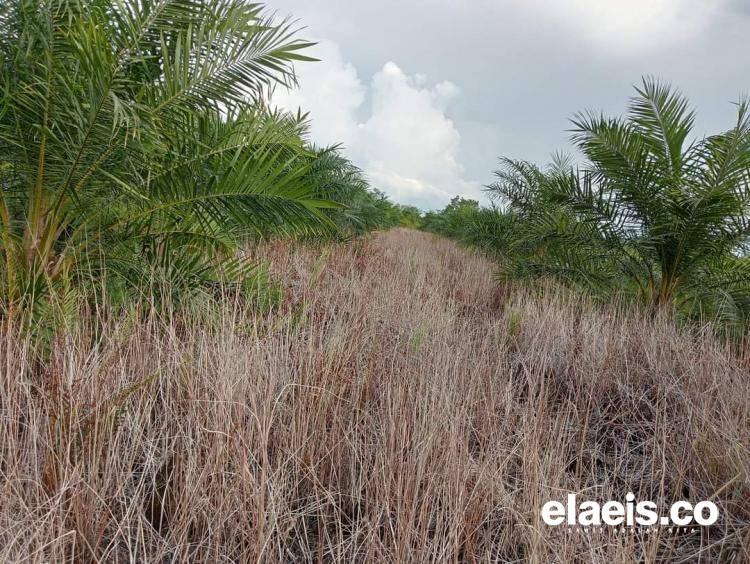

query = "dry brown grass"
[{"left": 1, "top": 228, "right": 749, "bottom": 563}]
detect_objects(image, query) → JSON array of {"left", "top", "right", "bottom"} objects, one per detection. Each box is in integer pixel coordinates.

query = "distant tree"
[
  {"left": 396, "top": 205, "right": 424, "bottom": 229},
  {"left": 423, "top": 197, "right": 481, "bottom": 238}
]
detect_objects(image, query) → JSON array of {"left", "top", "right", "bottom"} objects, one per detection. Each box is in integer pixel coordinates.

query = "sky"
[{"left": 270, "top": 0, "right": 750, "bottom": 210}]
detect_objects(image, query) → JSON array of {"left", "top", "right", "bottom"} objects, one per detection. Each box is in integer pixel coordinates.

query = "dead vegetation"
[{"left": 1, "top": 229, "right": 748, "bottom": 562}]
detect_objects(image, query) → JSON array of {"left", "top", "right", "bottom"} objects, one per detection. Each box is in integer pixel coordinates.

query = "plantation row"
[
  {"left": 1, "top": 0, "right": 748, "bottom": 336},
  {"left": 0, "top": 0, "right": 416, "bottom": 331},
  {"left": 423, "top": 81, "right": 750, "bottom": 335},
  {"left": 1, "top": 2, "right": 748, "bottom": 561}
]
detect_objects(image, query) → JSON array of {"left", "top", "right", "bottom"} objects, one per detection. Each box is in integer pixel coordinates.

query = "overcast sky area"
[{"left": 270, "top": 0, "right": 750, "bottom": 210}]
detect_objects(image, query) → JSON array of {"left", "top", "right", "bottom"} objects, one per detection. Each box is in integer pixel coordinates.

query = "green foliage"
[
  {"left": 396, "top": 205, "right": 424, "bottom": 229},
  {"left": 423, "top": 197, "right": 481, "bottom": 238},
  {"left": 422, "top": 197, "right": 515, "bottom": 261},
  {"left": 304, "top": 147, "right": 392, "bottom": 236},
  {"left": 303, "top": 145, "right": 424, "bottom": 236},
  {"left": 0, "top": 0, "right": 380, "bottom": 320},
  {"left": 430, "top": 79, "right": 750, "bottom": 333}
]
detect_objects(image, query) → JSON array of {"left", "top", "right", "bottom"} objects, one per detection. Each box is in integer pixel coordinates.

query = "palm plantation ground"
[
  {"left": 1, "top": 1, "right": 749, "bottom": 562},
  {"left": 2, "top": 229, "right": 748, "bottom": 562}
]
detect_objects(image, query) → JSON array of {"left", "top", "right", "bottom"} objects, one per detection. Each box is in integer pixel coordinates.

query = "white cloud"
[
  {"left": 518, "top": 0, "right": 728, "bottom": 54},
  {"left": 272, "top": 41, "right": 481, "bottom": 209},
  {"left": 272, "top": 40, "right": 364, "bottom": 147}
]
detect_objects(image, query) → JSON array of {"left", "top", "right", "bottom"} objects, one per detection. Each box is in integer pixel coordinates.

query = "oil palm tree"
[
  {"left": 0, "top": 0, "right": 333, "bottom": 315},
  {"left": 302, "top": 146, "right": 376, "bottom": 236},
  {"left": 489, "top": 78, "right": 750, "bottom": 322}
]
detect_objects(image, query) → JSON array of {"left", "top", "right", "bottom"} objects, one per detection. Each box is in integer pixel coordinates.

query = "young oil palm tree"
[
  {"left": 0, "top": 0, "right": 332, "bottom": 316},
  {"left": 489, "top": 78, "right": 750, "bottom": 323},
  {"left": 302, "top": 146, "right": 375, "bottom": 236}
]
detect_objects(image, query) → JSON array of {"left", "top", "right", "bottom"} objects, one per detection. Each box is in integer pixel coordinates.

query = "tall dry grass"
[{"left": 1, "top": 229, "right": 748, "bottom": 562}]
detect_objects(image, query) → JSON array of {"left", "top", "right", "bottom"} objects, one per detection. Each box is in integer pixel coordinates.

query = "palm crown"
[
  {"left": 489, "top": 78, "right": 750, "bottom": 322},
  {"left": 0, "top": 0, "right": 334, "bottom": 314}
]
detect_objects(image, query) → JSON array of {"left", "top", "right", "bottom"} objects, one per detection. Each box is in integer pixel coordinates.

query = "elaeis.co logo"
[{"left": 542, "top": 493, "right": 718, "bottom": 531}]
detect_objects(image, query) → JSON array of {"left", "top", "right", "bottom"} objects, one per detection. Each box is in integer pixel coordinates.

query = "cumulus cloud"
[
  {"left": 518, "top": 0, "right": 729, "bottom": 54},
  {"left": 272, "top": 40, "right": 364, "bottom": 147},
  {"left": 272, "top": 41, "right": 481, "bottom": 209}
]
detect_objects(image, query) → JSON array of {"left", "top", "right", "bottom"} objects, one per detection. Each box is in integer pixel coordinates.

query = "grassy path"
[{"left": 2, "top": 229, "right": 748, "bottom": 562}]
